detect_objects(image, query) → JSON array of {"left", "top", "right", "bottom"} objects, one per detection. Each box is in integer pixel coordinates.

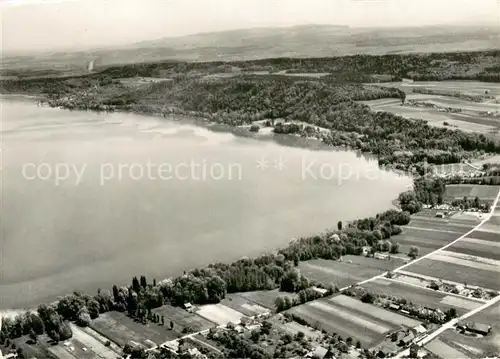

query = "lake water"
[{"left": 0, "top": 97, "right": 411, "bottom": 309}]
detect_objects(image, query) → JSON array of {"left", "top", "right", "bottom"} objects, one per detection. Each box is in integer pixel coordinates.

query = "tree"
[
  {"left": 29, "top": 329, "right": 37, "bottom": 343},
  {"left": 140, "top": 275, "right": 148, "bottom": 288},
  {"left": 390, "top": 242, "right": 400, "bottom": 254},
  {"left": 409, "top": 246, "right": 419, "bottom": 259},
  {"left": 337, "top": 221, "right": 343, "bottom": 231},
  {"left": 77, "top": 307, "right": 92, "bottom": 327},
  {"left": 361, "top": 292, "right": 375, "bottom": 304}
]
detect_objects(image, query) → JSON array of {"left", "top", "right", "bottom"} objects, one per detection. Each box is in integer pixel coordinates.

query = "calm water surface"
[{"left": 0, "top": 98, "right": 411, "bottom": 308}]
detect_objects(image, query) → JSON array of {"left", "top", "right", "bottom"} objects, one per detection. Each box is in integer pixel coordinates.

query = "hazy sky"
[{"left": 1, "top": 0, "right": 499, "bottom": 53}]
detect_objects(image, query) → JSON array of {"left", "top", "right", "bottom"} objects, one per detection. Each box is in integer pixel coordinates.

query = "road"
[{"left": 153, "top": 188, "right": 500, "bottom": 355}]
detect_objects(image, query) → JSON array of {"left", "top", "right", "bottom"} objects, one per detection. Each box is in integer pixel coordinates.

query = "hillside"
[{"left": 1, "top": 24, "right": 499, "bottom": 78}]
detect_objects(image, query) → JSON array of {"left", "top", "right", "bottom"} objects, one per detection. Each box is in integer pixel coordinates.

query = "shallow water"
[{"left": 0, "top": 98, "right": 411, "bottom": 308}]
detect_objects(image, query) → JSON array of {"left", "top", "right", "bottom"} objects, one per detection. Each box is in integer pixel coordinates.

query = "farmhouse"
[
  {"left": 467, "top": 322, "right": 491, "bottom": 335},
  {"left": 389, "top": 304, "right": 401, "bottom": 311},
  {"left": 399, "top": 332, "right": 415, "bottom": 346},
  {"left": 184, "top": 302, "right": 195, "bottom": 312},
  {"left": 374, "top": 253, "right": 389, "bottom": 260}
]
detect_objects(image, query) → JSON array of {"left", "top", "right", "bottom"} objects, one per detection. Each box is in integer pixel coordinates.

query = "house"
[
  {"left": 467, "top": 322, "right": 491, "bottom": 336},
  {"left": 389, "top": 304, "right": 401, "bottom": 311},
  {"left": 312, "top": 286, "right": 328, "bottom": 295},
  {"left": 399, "top": 332, "right": 415, "bottom": 346},
  {"left": 311, "top": 346, "right": 328, "bottom": 359},
  {"left": 435, "top": 212, "right": 445, "bottom": 218},
  {"left": 377, "top": 347, "right": 392, "bottom": 358},
  {"left": 184, "top": 303, "right": 194, "bottom": 313},
  {"left": 412, "top": 324, "right": 427, "bottom": 335},
  {"left": 374, "top": 253, "right": 389, "bottom": 260}
]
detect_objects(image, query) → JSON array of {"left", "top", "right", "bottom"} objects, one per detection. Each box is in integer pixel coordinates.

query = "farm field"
[
  {"left": 361, "top": 81, "right": 500, "bottom": 137},
  {"left": 196, "top": 303, "right": 246, "bottom": 326},
  {"left": 446, "top": 235, "right": 500, "bottom": 260},
  {"left": 407, "top": 218, "right": 473, "bottom": 233},
  {"left": 431, "top": 301, "right": 500, "bottom": 358},
  {"left": 90, "top": 311, "right": 176, "bottom": 347},
  {"left": 152, "top": 304, "right": 216, "bottom": 334},
  {"left": 403, "top": 257, "right": 500, "bottom": 291},
  {"left": 427, "top": 302, "right": 500, "bottom": 359},
  {"left": 375, "top": 81, "right": 500, "bottom": 98},
  {"left": 360, "top": 278, "right": 484, "bottom": 316},
  {"left": 425, "top": 337, "right": 473, "bottom": 359},
  {"left": 236, "top": 289, "right": 298, "bottom": 311},
  {"left": 395, "top": 230, "right": 459, "bottom": 257},
  {"left": 444, "top": 185, "right": 499, "bottom": 201},
  {"left": 221, "top": 294, "right": 271, "bottom": 317},
  {"left": 288, "top": 295, "right": 421, "bottom": 348},
  {"left": 298, "top": 257, "right": 405, "bottom": 289}
]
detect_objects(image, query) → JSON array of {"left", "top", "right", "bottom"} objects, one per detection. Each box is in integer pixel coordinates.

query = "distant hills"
[{"left": 1, "top": 24, "right": 499, "bottom": 77}]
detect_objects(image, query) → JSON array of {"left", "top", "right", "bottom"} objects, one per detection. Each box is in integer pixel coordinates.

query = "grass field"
[
  {"left": 288, "top": 295, "right": 420, "bottom": 348},
  {"left": 445, "top": 237, "right": 500, "bottom": 261},
  {"left": 425, "top": 338, "right": 473, "bottom": 359},
  {"left": 196, "top": 303, "right": 245, "bottom": 326},
  {"left": 298, "top": 257, "right": 405, "bottom": 288},
  {"left": 221, "top": 294, "right": 271, "bottom": 317},
  {"left": 237, "top": 290, "right": 298, "bottom": 311},
  {"left": 361, "top": 278, "right": 483, "bottom": 316},
  {"left": 152, "top": 304, "right": 216, "bottom": 334},
  {"left": 90, "top": 311, "right": 176, "bottom": 347}
]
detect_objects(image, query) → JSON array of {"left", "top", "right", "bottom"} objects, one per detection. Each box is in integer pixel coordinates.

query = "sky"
[{"left": 1, "top": 0, "right": 499, "bottom": 53}]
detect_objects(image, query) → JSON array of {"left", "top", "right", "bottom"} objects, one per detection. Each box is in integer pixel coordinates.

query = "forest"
[{"left": 2, "top": 70, "right": 498, "bottom": 173}]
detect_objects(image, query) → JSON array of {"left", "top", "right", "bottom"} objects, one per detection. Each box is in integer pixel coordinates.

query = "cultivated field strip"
[
  {"left": 448, "top": 238, "right": 500, "bottom": 260},
  {"left": 408, "top": 219, "right": 474, "bottom": 233},
  {"left": 329, "top": 295, "right": 421, "bottom": 328},
  {"left": 466, "top": 229, "right": 500, "bottom": 242},
  {"left": 439, "top": 296, "right": 483, "bottom": 311},
  {"left": 360, "top": 278, "right": 483, "bottom": 315},
  {"left": 430, "top": 250, "right": 500, "bottom": 273}
]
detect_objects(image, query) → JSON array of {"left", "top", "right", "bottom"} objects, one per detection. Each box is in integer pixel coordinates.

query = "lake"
[{"left": 0, "top": 97, "right": 411, "bottom": 309}]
